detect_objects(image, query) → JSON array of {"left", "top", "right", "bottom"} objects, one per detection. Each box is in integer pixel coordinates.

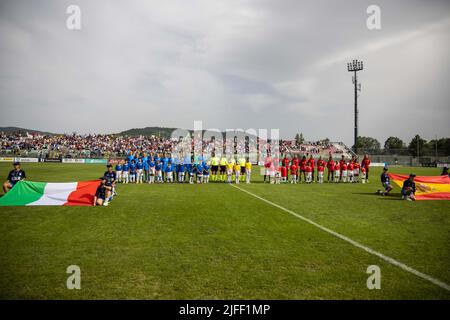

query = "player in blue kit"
[
  {"left": 143, "top": 157, "right": 149, "bottom": 183},
  {"left": 196, "top": 162, "right": 203, "bottom": 184},
  {"left": 161, "top": 155, "right": 169, "bottom": 181},
  {"left": 115, "top": 161, "right": 123, "bottom": 183},
  {"left": 203, "top": 162, "right": 210, "bottom": 183},
  {"left": 148, "top": 157, "right": 155, "bottom": 184},
  {"left": 129, "top": 160, "right": 137, "bottom": 183},
  {"left": 165, "top": 162, "right": 174, "bottom": 183},
  {"left": 185, "top": 160, "right": 194, "bottom": 184},
  {"left": 136, "top": 158, "right": 144, "bottom": 183},
  {"left": 122, "top": 161, "right": 129, "bottom": 184},
  {"left": 126, "top": 152, "right": 135, "bottom": 165},
  {"left": 3, "top": 162, "right": 26, "bottom": 193},
  {"left": 177, "top": 162, "right": 185, "bottom": 183},
  {"left": 143, "top": 153, "right": 150, "bottom": 181},
  {"left": 155, "top": 160, "right": 163, "bottom": 183}
]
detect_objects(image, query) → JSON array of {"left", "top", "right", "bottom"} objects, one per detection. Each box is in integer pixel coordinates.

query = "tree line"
[
  {"left": 354, "top": 135, "right": 450, "bottom": 157},
  {"left": 293, "top": 132, "right": 450, "bottom": 157}
]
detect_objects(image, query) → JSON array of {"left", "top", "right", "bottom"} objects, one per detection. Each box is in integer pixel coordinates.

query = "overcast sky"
[{"left": 0, "top": 0, "right": 449, "bottom": 146}]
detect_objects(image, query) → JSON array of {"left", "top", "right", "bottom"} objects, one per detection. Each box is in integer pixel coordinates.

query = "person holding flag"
[
  {"left": 377, "top": 167, "right": 393, "bottom": 196},
  {"left": 3, "top": 162, "right": 26, "bottom": 194},
  {"left": 401, "top": 173, "right": 416, "bottom": 201}
]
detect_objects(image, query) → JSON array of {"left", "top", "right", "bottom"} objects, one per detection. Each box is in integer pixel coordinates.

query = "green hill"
[
  {"left": 0, "top": 127, "right": 55, "bottom": 136},
  {"left": 117, "top": 126, "right": 187, "bottom": 138}
]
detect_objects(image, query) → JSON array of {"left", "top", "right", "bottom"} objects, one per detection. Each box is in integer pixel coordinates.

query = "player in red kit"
[
  {"left": 334, "top": 161, "right": 340, "bottom": 182},
  {"left": 305, "top": 163, "right": 313, "bottom": 183},
  {"left": 354, "top": 159, "right": 361, "bottom": 182},
  {"left": 348, "top": 161, "right": 355, "bottom": 183},
  {"left": 282, "top": 155, "right": 290, "bottom": 180},
  {"left": 264, "top": 155, "right": 272, "bottom": 183},
  {"left": 308, "top": 155, "right": 315, "bottom": 182},
  {"left": 280, "top": 165, "right": 287, "bottom": 183},
  {"left": 290, "top": 162, "right": 298, "bottom": 184},
  {"left": 341, "top": 161, "right": 348, "bottom": 183},
  {"left": 339, "top": 155, "right": 346, "bottom": 181},
  {"left": 299, "top": 156, "right": 307, "bottom": 183},
  {"left": 326, "top": 156, "right": 335, "bottom": 182},
  {"left": 361, "top": 154, "right": 371, "bottom": 182},
  {"left": 317, "top": 163, "right": 325, "bottom": 183},
  {"left": 316, "top": 156, "right": 325, "bottom": 182}
]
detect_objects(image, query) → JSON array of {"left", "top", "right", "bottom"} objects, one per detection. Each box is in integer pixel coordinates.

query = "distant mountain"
[
  {"left": 117, "top": 126, "right": 187, "bottom": 138},
  {"left": 0, "top": 126, "right": 56, "bottom": 135},
  {"left": 0, "top": 126, "right": 258, "bottom": 139}
]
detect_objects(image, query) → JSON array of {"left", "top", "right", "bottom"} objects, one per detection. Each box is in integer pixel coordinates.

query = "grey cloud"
[{"left": 0, "top": 0, "right": 449, "bottom": 145}]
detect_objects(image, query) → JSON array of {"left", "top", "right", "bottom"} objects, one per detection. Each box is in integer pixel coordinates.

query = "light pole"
[{"left": 347, "top": 59, "right": 363, "bottom": 154}]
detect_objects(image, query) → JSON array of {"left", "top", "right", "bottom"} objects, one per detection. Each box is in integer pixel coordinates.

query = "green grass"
[{"left": 0, "top": 163, "right": 449, "bottom": 299}]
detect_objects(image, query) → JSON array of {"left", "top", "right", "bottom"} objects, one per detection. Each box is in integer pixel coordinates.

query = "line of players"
[
  {"left": 262, "top": 154, "right": 371, "bottom": 184},
  {"left": 113, "top": 153, "right": 253, "bottom": 185},
  {"left": 109, "top": 152, "right": 371, "bottom": 185}
]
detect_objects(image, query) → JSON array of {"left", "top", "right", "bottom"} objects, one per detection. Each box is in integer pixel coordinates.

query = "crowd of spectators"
[{"left": 0, "top": 131, "right": 350, "bottom": 159}]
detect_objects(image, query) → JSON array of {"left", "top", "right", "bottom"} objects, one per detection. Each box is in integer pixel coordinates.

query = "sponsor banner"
[
  {"left": 44, "top": 158, "right": 62, "bottom": 163},
  {"left": 14, "top": 157, "right": 39, "bottom": 163},
  {"left": 62, "top": 158, "right": 85, "bottom": 164},
  {"left": 437, "top": 163, "right": 450, "bottom": 168},
  {"left": 370, "top": 162, "right": 386, "bottom": 167},
  {"left": 0, "top": 157, "right": 39, "bottom": 163},
  {"left": 108, "top": 158, "right": 123, "bottom": 165},
  {"left": 421, "top": 163, "right": 437, "bottom": 167},
  {"left": 84, "top": 158, "right": 107, "bottom": 164}
]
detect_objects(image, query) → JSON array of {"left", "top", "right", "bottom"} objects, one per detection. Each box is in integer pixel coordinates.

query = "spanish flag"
[{"left": 389, "top": 173, "right": 450, "bottom": 200}]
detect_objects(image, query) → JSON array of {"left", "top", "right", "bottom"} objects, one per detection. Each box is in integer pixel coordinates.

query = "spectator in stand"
[{"left": 441, "top": 167, "right": 449, "bottom": 177}]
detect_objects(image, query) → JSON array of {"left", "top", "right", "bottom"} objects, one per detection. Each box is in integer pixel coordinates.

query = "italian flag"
[{"left": 0, "top": 180, "right": 100, "bottom": 206}]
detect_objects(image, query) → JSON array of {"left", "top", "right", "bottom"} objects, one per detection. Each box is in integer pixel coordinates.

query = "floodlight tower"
[{"left": 347, "top": 59, "right": 363, "bottom": 153}]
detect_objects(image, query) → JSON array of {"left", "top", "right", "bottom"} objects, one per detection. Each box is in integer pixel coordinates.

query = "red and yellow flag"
[{"left": 389, "top": 173, "right": 450, "bottom": 200}]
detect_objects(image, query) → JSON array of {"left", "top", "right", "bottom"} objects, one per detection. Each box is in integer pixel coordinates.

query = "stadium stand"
[{"left": 0, "top": 131, "right": 354, "bottom": 160}]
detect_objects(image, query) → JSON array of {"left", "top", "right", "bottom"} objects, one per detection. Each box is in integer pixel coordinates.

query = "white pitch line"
[{"left": 231, "top": 184, "right": 450, "bottom": 292}]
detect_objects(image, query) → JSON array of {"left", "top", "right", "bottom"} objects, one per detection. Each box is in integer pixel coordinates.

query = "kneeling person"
[
  {"left": 94, "top": 177, "right": 112, "bottom": 206},
  {"left": 401, "top": 173, "right": 416, "bottom": 201},
  {"left": 377, "top": 167, "right": 393, "bottom": 196},
  {"left": 3, "top": 162, "right": 26, "bottom": 194}
]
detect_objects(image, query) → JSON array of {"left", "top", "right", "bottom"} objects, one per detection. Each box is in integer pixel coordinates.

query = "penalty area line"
[{"left": 230, "top": 184, "right": 450, "bottom": 292}]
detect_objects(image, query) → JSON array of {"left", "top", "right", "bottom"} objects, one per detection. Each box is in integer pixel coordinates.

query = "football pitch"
[{"left": 0, "top": 163, "right": 449, "bottom": 299}]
